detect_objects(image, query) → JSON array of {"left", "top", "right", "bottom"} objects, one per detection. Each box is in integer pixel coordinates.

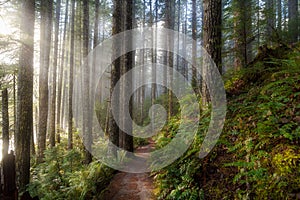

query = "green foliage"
[
  {"left": 133, "top": 137, "right": 149, "bottom": 148},
  {"left": 154, "top": 46, "right": 300, "bottom": 199},
  {"left": 94, "top": 99, "right": 109, "bottom": 134},
  {"left": 28, "top": 140, "right": 114, "bottom": 200},
  {"left": 220, "top": 47, "right": 300, "bottom": 199},
  {"left": 153, "top": 101, "right": 210, "bottom": 200}
]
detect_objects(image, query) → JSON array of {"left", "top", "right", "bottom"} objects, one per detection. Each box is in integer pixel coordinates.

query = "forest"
[{"left": 0, "top": 0, "right": 299, "bottom": 199}]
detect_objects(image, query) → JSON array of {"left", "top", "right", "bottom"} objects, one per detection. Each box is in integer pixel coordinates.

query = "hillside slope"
[{"left": 154, "top": 44, "right": 300, "bottom": 199}]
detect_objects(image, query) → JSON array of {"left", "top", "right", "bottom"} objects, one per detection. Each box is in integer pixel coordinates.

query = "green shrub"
[{"left": 28, "top": 139, "right": 114, "bottom": 200}]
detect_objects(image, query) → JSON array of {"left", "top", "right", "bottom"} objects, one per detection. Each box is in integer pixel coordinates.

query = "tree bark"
[
  {"left": 203, "top": 0, "right": 222, "bottom": 105},
  {"left": 82, "top": 0, "right": 92, "bottom": 164},
  {"left": 277, "top": 0, "right": 282, "bottom": 33},
  {"left": 150, "top": 0, "right": 156, "bottom": 107},
  {"left": 16, "top": 0, "right": 35, "bottom": 192},
  {"left": 234, "top": 0, "right": 252, "bottom": 69},
  {"left": 35, "top": 105, "right": 38, "bottom": 147},
  {"left": 2, "top": 88, "right": 9, "bottom": 158},
  {"left": 68, "top": 0, "right": 75, "bottom": 150},
  {"left": 265, "top": 0, "right": 275, "bottom": 42},
  {"left": 13, "top": 71, "right": 16, "bottom": 151},
  {"left": 123, "top": 0, "right": 134, "bottom": 152},
  {"left": 288, "top": 0, "right": 299, "bottom": 43},
  {"left": 84, "top": 0, "right": 100, "bottom": 161},
  {"left": 166, "top": 0, "right": 175, "bottom": 119},
  {"left": 49, "top": 0, "right": 61, "bottom": 147},
  {"left": 109, "top": 0, "right": 122, "bottom": 157},
  {"left": 31, "top": 126, "right": 35, "bottom": 156},
  {"left": 182, "top": 0, "right": 188, "bottom": 79},
  {"left": 191, "top": 0, "right": 198, "bottom": 93},
  {"left": 57, "top": 0, "right": 69, "bottom": 144},
  {"left": 38, "top": 0, "right": 53, "bottom": 162},
  {"left": 139, "top": 0, "right": 146, "bottom": 125}
]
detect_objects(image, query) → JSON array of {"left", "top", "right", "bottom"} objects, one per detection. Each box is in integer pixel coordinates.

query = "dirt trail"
[{"left": 102, "top": 142, "right": 156, "bottom": 200}]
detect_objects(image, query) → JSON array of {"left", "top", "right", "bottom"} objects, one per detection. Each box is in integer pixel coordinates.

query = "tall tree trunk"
[
  {"left": 2, "top": 88, "right": 9, "bottom": 158},
  {"left": 49, "top": 0, "right": 61, "bottom": 147},
  {"left": 140, "top": 0, "right": 146, "bottom": 125},
  {"left": 35, "top": 105, "right": 39, "bottom": 148},
  {"left": 246, "top": 2, "right": 253, "bottom": 63},
  {"left": 38, "top": 0, "right": 53, "bottom": 162},
  {"left": 257, "top": 0, "right": 261, "bottom": 47},
  {"left": 13, "top": 71, "right": 16, "bottom": 151},
  {"left": 68, "top": 0, "right": 75, "bottom": 150},
  {"left": 151, "top": 0, "right": 157, "bottom": 132},
  {"left": 166, "top": 0, "right": 175, "bottom": 119},
  {"left": 61, "top": 41, "right": 69, "bottom": 131},
  {"left": 288, "top": 0, "right": 299, "bottom": 43},
  {"left": 191, "top": 0, "right": 198, "bottom": 92},
  {"left": 162, "top": 1, "right": 168, "bottom": 95},
  {"left": 176, "top": 0, "right": 181, "bottom": 72},
  {"left": 109, "top": 0, "right": 122, "bottom": 157},
  {"left": 203, "top": 0, "right": 222, "bottom": 104},
  {"left": 277, "top": 0, "right": 282, "bottom": 33},
  {"left": 92, "top": 0, "right": 100, "bottom": 110},
  {"left": 150, "top": 0, "right": 156, "bottom": 107},
  {"left": 57, "top": 0, "right": 69, "bottom": 143},
  {"left": 182, "top": 0, "right": 188, "bottom": 79},
  {"left": 82, "top": 0, "right": 92, "bottom": 164},
  {"left": 16, "top": 0, "right": 35, "bottom": 192},
  {"left": 154, "top": 0, "right": 158, "bottom": 90},
  {"left": 283, "top": 0, "right": 288, "bottom": 32},
  {"left": 75, "top": 2, "right": 83, "bottom": 126},
  {"left": 203, "top": 0, "right": 222, "bottom": 72},
  {"left": 31, "top": 127, "right": 35, "bottom": 156},
  {"left": 87, "top": 0, "right": 100, "bottom": 159},
  {"left": 123, "top": 0, "right": 134, "bottom": 152},
  {"left": 234, "top": 0, "right": 252, "bottom": 69},
  {"left": 265, "top": 0, "right": 275, "bottom": 43}
]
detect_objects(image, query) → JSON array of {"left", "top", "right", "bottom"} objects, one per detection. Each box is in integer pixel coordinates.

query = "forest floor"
[{"left": 102, "top": 141, "right": 156, "bottom": 200}]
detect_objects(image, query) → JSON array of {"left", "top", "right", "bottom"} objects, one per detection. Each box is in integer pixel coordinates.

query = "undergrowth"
[
  {"left": 153, "top": 44, "right": 300, "bottom": 199},
  {"left": 28, "top": 136, "right": 114, "bottom": 200}
]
